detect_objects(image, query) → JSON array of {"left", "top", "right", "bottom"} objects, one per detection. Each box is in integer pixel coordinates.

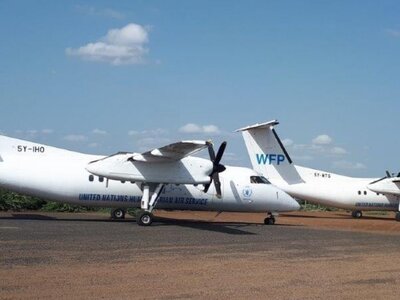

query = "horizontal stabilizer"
[{"left": 236, "top": 120, "right": 279, "bottom": 132}]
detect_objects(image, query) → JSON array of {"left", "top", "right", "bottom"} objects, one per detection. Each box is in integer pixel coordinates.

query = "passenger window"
[
  {"left": 364, "top": 191, "right": 367, "bottom": 195},
  {"left": 89, "top": 175, "right": 94, "bottom": 182},
  {"left": 250, "top": 176, "right": 271, "bottom": 184},
  {"left": 358, "top": 191, "right": 361, "bottom": 195}
]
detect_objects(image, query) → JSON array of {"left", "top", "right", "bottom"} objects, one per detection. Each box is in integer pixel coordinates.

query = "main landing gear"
[
  {"left": 264, "top": 213, "right": 276, "bottom": 225},
  {"left": 137, "top": 211, "right": 154, "bottom": 226},
  {"left": 111, "top": 208, "right": 126, "bottom": 220},
  {"left": 395, "top": 212, "right": 400, "bottom": 222},
  {"left": 351, "top": 210, "right": 362, "bottom": 219},
  {"left": 136, "top": 183, "right": 165, "bottom": 226}
]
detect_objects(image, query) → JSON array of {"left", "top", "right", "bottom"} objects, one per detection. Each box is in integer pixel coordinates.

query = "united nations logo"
[{"left": 242, "top": 186, "right": 253, "bottom": 198}]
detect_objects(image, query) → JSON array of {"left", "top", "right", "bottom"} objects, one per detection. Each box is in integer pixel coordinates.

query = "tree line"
[{"left": 0, "top": 189, "right": 96, "bottom": 212}]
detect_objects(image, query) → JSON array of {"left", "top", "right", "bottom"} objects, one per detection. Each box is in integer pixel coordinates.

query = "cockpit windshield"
[{"left": 250, "top": 176, "right": 271, "bottom": 184}]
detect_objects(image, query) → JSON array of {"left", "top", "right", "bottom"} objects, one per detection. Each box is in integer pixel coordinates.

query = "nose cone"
[{"left": 279, "top": 190, "right": 300, "bottom": 211}]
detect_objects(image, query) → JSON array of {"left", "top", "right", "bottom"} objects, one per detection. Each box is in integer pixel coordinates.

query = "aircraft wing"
[
  {"left": 130, "top": 140, "right": 209, "bottom": 162},
  {"left": 368, "top": 177, "right": 400, "bottom": 196}
]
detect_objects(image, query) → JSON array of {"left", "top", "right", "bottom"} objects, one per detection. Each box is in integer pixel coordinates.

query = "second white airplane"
[{"left": 237, "top": 120, "right": 400, "bottom": 221}]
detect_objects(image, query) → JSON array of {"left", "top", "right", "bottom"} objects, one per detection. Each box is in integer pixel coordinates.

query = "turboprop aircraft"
[
  {"left": 0, "top": 134, "right": 299, "bottom": 226},
  {"left": 237, "top": 120, "right": 400, "bottom": 221}
]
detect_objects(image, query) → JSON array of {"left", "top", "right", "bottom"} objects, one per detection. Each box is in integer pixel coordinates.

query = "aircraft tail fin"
[{"left": 236, "top": 120, "right": 303, "bottom": 184}]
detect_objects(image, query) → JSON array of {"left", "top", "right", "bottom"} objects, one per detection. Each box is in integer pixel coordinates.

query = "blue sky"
[{"left": 0, "top": 1, "right": 399, "bottom": 177}]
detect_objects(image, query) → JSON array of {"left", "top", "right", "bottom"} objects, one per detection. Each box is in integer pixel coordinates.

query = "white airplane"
[
  {"left": 237, "top": 120, "right": 400, "bottom": 221},
  {"left": 0, "top": 134, "right": 299, "bottom": 226}
]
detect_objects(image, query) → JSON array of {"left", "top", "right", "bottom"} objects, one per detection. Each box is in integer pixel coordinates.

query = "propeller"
[
  {"left": 203, "top": 141, "right": 227, "bottom": 198},
  {"left": 386, "top": 170, "right": 400, "bottom": 178},
  {"left": 370, "top": 170, "right": 400, "bottom": 185}
]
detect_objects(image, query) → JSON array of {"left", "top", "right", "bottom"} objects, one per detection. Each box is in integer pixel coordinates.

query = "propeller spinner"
[{"left": 203, "top": 141, "right": 227, "bottom": 198}]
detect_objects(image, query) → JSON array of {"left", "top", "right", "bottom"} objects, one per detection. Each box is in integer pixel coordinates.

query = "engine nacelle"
[{"left": 86, "top": 153, "right": 213, "bottom": 185}]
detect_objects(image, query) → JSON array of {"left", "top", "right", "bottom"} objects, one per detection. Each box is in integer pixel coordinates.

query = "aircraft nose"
[{"left": 279, "top": 190, "right": 300, "bottom": 211}]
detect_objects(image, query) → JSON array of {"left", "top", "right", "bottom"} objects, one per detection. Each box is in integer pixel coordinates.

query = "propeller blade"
[
  {"left": 213, "top": 173, "right": 222, "bottom": 198},
  {"left": 207, "top": 142, "right": 216, "bottom": 162},
  {"left": 203, "top": 183, "right": 211, "bottom": 193},
  {"left": 386, "top": 170, "right": 391, "bottom": 178},
  {"left": 214, "top": 141, "right": 227, "bottom": 165},
  {"left": 397, "top": 172, "right": 400, "bottom": 178}
]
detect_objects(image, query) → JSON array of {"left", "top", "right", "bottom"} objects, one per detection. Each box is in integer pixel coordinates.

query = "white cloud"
[
  {"left": 330, "top": 146, "right": 347, "bottom": 155},
  {"left": 66, "top": 23, "right": 150, "bottom": 65},
  {"left": 63, "top": 134, "right": 87, "bottom": 142},
  {"left": 332, "top": 160, "right": 366, "bottom": 170},
  {"left": 202, "top": 125, "right": 220, "bottom": 134},
  {"left": 27, "top": 130, "right": 38, "bottom": 135},
  {"left": 128, "top": 128, "right": 170, "bottom": 151},
  {"left": 291, "top": 154, "right": 314, "bottom": 161},
  {"left": 75, "top": 5, "right": 125, "bottom": 19},
  {"left": 312, "top": 134, "right": 333, "bottom": 145},
  {"left": 282, "top": 138, "right": 294, "bottom": 147},
  {"left": 92, "top": 129, "right": 108, "bottom": 135},
  {"left": 11, "top": 129, "right": 54, "bottom": 141},
  {"left": 136, "top": 137, "right": 172, "bottom": 152},
  {"left": 179, "top": 123, "right": 201, "bottom": 133},
  {"left": 386, "top": 29, "right": 400, "bottom": 38},
  {"left": 42, "top": 129, "right": 54, "bottom": 134},
  {"left": 88, "top": 142, "right": 99, "bottom": 148},
  {"left": 128, "top": 130, "right": 139, "bottom": 136},
  {"left": 179, "top": 123, "right": 220, "bottom": 135},
  {"left": 128, "top": 128, "right": 168, "bottom": 136}
]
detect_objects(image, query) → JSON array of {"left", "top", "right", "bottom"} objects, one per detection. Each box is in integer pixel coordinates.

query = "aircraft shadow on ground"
[
  {"left": 282, "top": 213, "right": 346, "bottom": 220},
  {"left": 0, "top": 213, "right": 301, "bottom": 234},
  {"left": 152, "top": 216, "right": 300, "bottom": 234},
  {"left": 0, "top": 214, "right": 127, "bottom": 223},
  {"left": 282, "top": 213, "right": 395, "bottom": 222}
]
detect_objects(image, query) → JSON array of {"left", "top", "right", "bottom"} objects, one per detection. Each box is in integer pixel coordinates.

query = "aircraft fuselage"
[{"left": 0, "top": 135, "right": 299, "bottom": 213}]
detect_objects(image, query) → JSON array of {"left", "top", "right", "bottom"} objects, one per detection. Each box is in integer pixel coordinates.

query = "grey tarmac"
[{"left": 1, "top": 211, "right": 400, "bottom": 299}]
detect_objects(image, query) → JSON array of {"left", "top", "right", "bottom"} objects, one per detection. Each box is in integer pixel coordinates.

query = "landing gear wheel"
[
  {"left": 137, "top": 211, "right": 153, "bottom": 226},
  {"left": 264, "top": 217, "right": 275, "bottom": 225},
  {"left": 351, "top": 210, "right": 362, "bottom": 219},
  {"left": 395, "top": 212, "right": 400, "bottom": 222},
  {"left": 111, "top": 208, "right": 125, "bottom": 219}
]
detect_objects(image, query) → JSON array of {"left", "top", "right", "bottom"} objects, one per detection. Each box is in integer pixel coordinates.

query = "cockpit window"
[{"left": 250, "top": 176, "right": 271, "bottom": 184}]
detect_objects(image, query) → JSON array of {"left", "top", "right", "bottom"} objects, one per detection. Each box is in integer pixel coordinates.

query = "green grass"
[
  {"left": 0, "top": 188, "right": 140, "bottom": 217},
  {"left": 300, "top": 201, "right": 339, "bottom": 212}
]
